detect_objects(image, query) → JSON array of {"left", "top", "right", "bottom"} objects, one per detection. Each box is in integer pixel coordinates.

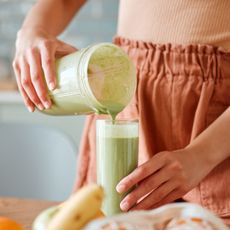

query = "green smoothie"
[{"left": 96, "top": 120, "right": 138, "bottom": 216}]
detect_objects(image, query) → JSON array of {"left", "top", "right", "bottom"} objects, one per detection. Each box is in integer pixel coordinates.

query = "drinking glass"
[{"left": 96, "top": 119, "right": 139, "bottom": 216}]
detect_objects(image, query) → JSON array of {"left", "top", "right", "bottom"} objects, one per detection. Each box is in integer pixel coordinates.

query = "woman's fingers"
[
  {"left": 117, "top": 150, "right": 205, "bottom": 212},
  {"left": 40, "top": 41, "right": 56, "bottom": 91},
  {"left": 120, "top": 164, "right": 173, "bottom": 211},
  {"left": 116, "top": 153, "right": 166, "bottom": 193},
  {"left": 28, "top": 48, "right": 51, "bottom": 109},
  {"left": 150, "top": 189, "right": 182, "bottom": 209},
  {"left": 130, "top": 179, "right": 179, "bottom": 211},
  {"left": 19, "top": 57, "right": 44, "bottom": 110},
  {"left": 39, "top": 40, "right": 77, "bottom": 92},
  {"left": 55, "top": 40, "right": 77, "bottom": 57},
  {"left": 13, "top": 61, "right": 35, "bottom": 112},
  {"left": 13, "top": 26, "right": 78, "bottom": 111}
]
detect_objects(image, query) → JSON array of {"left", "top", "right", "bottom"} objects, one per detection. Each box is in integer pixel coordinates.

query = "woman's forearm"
[
  {"left": 21, "top": 0, "right": 86, "bottom": 35},
  {"left": 186, "top": 107, "right": 230, "bottom": 168}
]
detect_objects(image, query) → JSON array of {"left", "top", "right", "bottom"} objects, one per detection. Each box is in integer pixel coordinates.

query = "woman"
[{"left": 13, "top": 0, "right": 230, "bottom": 224}]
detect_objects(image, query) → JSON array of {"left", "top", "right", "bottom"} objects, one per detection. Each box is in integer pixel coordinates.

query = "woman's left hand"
[{"left": 116, "top": 148, "right": 214, "bottom": 211}]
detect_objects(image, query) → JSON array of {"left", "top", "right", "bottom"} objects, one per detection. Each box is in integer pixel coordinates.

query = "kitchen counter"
[
  {"left": 0, "top": 91, "right": 22, "bottom": 104},
  {"left": 0, "top": 79, "right": 22, "bottom": 104},
  {"left": 0, "top": 88, "right": 85, "bottom": 160}
]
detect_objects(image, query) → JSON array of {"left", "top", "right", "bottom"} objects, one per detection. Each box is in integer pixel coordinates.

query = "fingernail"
[
  {"left": 49, "top": 82, "right": 56, "bottom": 90},
  {"left": 28, "top": 107, "right": 34, "bottom": 112},
  {"left": 37, "top": 103, "right": 44, "bottom": 110},
  {"left": 44, "top": 101, "right": 51, "bottom": 109},
  {"left": 116, "top": 184, "right": 125, "bottom": 193},
  {"left": 120, "top": 201, "right": 129, "bottom": 211}
]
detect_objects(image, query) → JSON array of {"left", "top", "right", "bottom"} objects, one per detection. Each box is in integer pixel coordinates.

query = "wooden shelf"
[{"left": 0, "top": 79, "right": 18, "bottom": 91}]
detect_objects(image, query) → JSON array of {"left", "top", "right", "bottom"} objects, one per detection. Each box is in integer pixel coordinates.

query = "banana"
[
  {"left": 94, "top": 210, "right": 105, "bottom": 219},
  {"left": 46, "top": 184, "right": 104, "bottom": 230},
  {"left": 33, "top": 206, "right": 105, "bottom": 230}
]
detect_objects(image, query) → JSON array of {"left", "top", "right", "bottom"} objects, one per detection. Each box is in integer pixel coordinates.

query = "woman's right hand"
[{"left": 13, "top": 27, "right": 77, "bottom": 112}]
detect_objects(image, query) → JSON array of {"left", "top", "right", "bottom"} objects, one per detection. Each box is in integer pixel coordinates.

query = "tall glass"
[{"left": 96, "top": 120, "right": 139, "bottom": 216}]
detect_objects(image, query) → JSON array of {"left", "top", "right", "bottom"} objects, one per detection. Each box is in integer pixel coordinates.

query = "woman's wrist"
[
  {"left": 18, "top": 26, "right": 50, "bottom": 38},
  {"left": 184, "top": 141, "right": 219, "bottom": 173},
  {"left": 185, "top": 107, "right": 230, "bottom": 170}
]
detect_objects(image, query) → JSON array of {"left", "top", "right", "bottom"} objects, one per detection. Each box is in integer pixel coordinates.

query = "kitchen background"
[{"left": 0, "top": 0, "right": 118, "bottom": 201}]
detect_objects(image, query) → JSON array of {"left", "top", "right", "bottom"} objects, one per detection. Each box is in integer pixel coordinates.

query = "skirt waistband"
[{"left": 113, "top": 36, "right": 230, "bottom": 80}]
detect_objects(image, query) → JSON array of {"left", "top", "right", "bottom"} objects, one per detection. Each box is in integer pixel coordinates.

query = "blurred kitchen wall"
[
  {"left": 0, "top": 0, "right": 119, "bottom": 81},
  {"left": 0, "top": 0, "right": 119, "bottom": 148}
]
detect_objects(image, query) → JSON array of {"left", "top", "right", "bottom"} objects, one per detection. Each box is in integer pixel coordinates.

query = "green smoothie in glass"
[{"left": 96, "top": 120, "right": 138, "bottom": 216}]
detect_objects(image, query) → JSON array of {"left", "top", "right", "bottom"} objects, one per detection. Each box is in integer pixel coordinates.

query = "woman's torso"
[{"left": 117, "top": 0, "right": 230, "bottom": 50}]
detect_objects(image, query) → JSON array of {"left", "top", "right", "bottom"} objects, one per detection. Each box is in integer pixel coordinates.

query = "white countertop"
[{"left": 0, "top": 91, "right": 23, "bottom": 104}]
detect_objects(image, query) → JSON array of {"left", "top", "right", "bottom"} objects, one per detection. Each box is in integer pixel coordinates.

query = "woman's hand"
[
  {"left": 13, "top": 27, "right": 77, "bottom": 112},
  {"left": 116, "top": 148, "right": 215, "bottom": 211}
]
